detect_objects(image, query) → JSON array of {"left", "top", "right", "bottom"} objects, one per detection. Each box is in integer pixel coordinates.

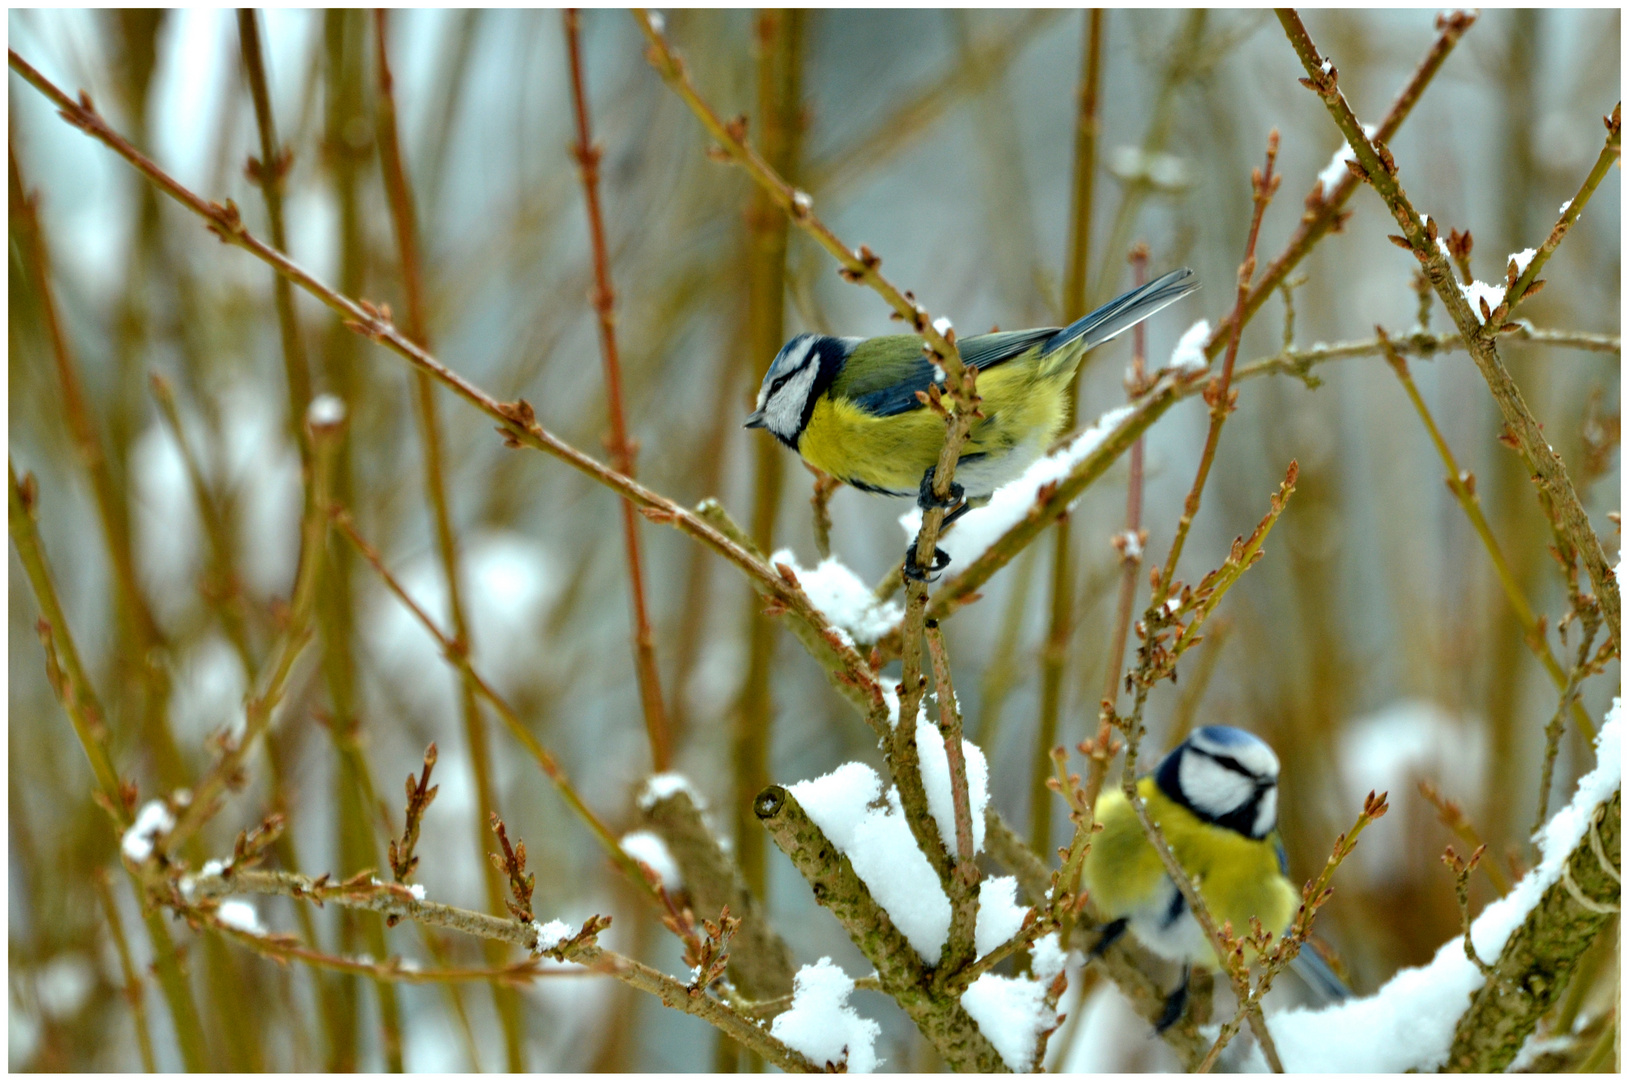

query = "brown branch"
[
  {"left": 631, "top": 12, "right": 966, "bottom": 383},
  {"left": 371, "top": 32, "right": 515, "bottom": 1055},
  {"left": 565, "top": 8, "right": 672, "bottom": 771},
  {"left": 1083, "top": 247, "right": 1152, "bottom": 810},
  {"left": 1061, "top": 9, "right": 1104, "bottom": 324},
  {"left": 1275, "top": 9, "right": 1620, "bottom": 649}
]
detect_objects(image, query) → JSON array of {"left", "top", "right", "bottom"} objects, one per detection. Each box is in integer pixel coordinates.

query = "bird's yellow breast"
[
  {"left": 1085, "top": 779, "right": 1298, "bottom": 962},
  {"left": 796, "top": 357, "right": 1068, "bottom": 495}
]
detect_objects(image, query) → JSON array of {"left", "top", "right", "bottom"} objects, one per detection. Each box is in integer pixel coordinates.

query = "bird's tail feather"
[
  {"left": 1040, "top": 267, "right": 1199, "bottom": 372},
  {"left": 1288, "top": 944, "right": 1353, "bottom": 1004}
]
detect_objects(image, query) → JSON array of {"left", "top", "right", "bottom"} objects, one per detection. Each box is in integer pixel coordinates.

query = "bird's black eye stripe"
[
  {"left": 767, "top": 354, "right": 812, "bottom": 397},
  {"left": 1191, "top": 747, "right": 1274, "bottom": 784}
]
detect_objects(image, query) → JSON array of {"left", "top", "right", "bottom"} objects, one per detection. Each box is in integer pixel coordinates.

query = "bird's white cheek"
[
  {"left": 765, "top": 361, "right": 818, "bottom": 438},
  {"left": 1179, "top": 753, "right": 1252, "bottom": 819},
  {"left": 1254, "top": 787, "right": 1278, "bottom": 837}
]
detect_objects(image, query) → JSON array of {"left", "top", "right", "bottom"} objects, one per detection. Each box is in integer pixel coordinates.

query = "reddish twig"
[
  {"left": 1154, "top": 130, "right": 1281, "bottom": 604},
  {"left": 565, "top": 8, "right": 672, "bottom": 771}
]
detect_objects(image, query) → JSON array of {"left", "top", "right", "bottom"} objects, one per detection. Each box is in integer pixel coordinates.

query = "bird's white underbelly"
[
  {"left": 1126, "top": 875, "right": 1216, "bottom": 966},
  {"left": 955, "top": 429, "right": 1052, "bottom": 500}
]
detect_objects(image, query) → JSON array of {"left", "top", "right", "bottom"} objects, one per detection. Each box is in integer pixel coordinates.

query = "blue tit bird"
[
  {"left": 745, "top": 268, "right": 1198, "bottom": 574},
  {"left": 1086, "top": 725, "right": 1350, "bottom": 1030}
]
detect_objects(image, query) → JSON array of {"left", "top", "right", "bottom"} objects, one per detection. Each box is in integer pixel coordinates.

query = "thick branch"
[
  {"left": 755, "top": 786, "right": 1009, "bottom": 1072},
  {"left": 1443, "top": 790, "right": 1621, "bottom": 1071}
]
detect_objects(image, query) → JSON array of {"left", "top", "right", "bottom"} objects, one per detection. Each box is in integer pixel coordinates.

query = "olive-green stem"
[
  {"left": 373, "top": 15, "right": 524, "bottom": 1062},
  {"left": 94, "top": 871, "right": 158, "bottom": 1072},
  {"left": 8, "top": 461, "right": 211, "bottom": 1071},
  {"left": 734, "top": 6, "right": 804, "bottom": 902},
  {"left": 1087, "top": 10, "right": 1204, "bottom": 312},
  {"left": 8, "top": 142, "right": 168, "bottom": 686},
  {"left": 164, "top": 409, "right": 341, "bottom": 852}
]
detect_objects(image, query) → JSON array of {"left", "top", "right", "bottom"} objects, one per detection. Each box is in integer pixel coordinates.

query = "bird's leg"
[
  {"left": 916, "top": 464, "right": 965, "bottom": 513},
  {"left": 904, "top": 466, "right": 967, "bottom": 582},
  {"left": 903, "top": 540, "right": 951, "bottom": 583},
  {"left": 1154, "top": 964, "right": 1192, "bottom": 1034}
]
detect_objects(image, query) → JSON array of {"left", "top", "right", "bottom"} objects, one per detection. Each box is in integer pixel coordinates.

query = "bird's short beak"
[{"left": 744, "top": 410, "right": 766, "bottom": 429}]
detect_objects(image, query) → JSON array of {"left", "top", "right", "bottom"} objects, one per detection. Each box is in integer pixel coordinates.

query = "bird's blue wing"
[
  {"left": 848, "top": 328, "right": 1057, "bottom": 417},
  {"left": 1274, "top": 837, "right": 1289, "bottom": 876}
]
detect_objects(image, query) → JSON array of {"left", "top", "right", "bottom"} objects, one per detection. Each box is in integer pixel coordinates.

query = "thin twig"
[
  {"left": 1154, "top": 130, "right": 1281, "bottom": 607},
  {"left": 3, "top": 50, "right": 891, "bottom": 735},
  {"left": 176, "top": 867, "right": 820, "bottom": 1072},
  {"left": 237, "top": 8, "right": 313, "bottom": 443},
  {"left": 1195, "top": 791, "right": 1389, "bottom": 1072},
  {"left": 1203, "top": 10, "right": 1478, "bottom": 360},
  {"left": 165, "top": 403, "right": 344, "bottom": 852},
  {"left": 564, "top": 8, "right": 672, "bottom": 771},
  {"left": 329, "top": 507, "right": 660, "bottom": 901},
  {"left": 1276, "top": 10, "right": 1620, "bottom": 648},
  {"left": 925, "top": 621, "right": 981, "bottom": 974},
  {"left": 93, "top": 871, "right": 158, "bottom": 1073},
  {"left": 1083, "top": 246, "right": 1151, "bottom": 809},
  {"left": 1378, "top": 329, "right": 1597, "bottom": 741}
]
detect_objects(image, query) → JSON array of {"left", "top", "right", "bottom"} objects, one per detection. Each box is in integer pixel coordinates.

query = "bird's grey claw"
[{"left": 903, "top": 540, "right": 951, "bottom": 583}]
